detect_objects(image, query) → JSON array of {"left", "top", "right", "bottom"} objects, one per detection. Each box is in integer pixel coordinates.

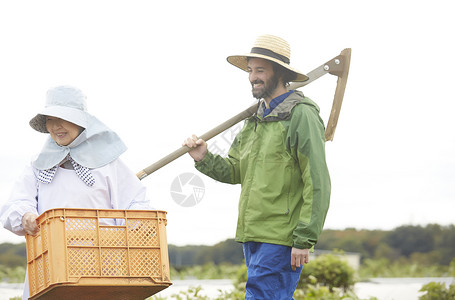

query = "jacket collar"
[{"left": 254, "top": 90, "right": 316, "bottom": 122}]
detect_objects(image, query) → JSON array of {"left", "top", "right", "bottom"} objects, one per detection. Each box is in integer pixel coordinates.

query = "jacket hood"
[{"left": 255, "top": 90, "right": 320, "bottom": 122}]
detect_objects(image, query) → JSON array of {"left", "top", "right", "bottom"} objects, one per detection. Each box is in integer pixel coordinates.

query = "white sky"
[{"left": 1, "top": 0, "right": 454, "bottom": 246}]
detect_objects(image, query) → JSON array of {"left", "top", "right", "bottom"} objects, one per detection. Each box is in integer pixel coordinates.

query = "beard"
[{"left": 251, "top": 73, "right": 280, "bottom": 100}]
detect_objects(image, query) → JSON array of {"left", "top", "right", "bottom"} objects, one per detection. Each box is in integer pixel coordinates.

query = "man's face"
[{"left": 247, "top": 58, "right": 279, "bottom": 100}]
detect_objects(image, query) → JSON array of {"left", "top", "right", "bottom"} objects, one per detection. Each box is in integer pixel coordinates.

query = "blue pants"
[{"left": 243, "top": 242, "right": 303, "bottom": 300}]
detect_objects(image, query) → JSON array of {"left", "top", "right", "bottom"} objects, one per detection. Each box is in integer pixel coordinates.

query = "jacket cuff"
[{"left": 195, "top": 151, "right": 213, "bottom": 168}]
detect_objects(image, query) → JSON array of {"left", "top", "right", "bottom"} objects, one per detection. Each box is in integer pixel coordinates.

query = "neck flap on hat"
[
  {"left": 32, "top": 115, "right": 127, "bottom": 170},
  {"left": 37, "top": 154, "right": 96, "bottom": 186}
]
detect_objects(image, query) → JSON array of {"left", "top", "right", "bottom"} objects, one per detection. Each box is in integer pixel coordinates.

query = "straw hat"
[
  {"left": 30, "top": 86, "right": 89, "bottom": 133},
  {"left": 227, "top": 34, "right": 308, "bottom": 82}
]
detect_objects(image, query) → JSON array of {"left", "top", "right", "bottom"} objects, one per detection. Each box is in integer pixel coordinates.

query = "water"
[
  {"left": 0, "top": 280, "right": 234, "bottom": 300},
  {"left": 159, "top": 278, "right": 455, "bottom": 300},
  {"left": 1, "top": 278, "right": 454, "bottom": 300},
  {"left": 0, "top": 283, "right": 23, "bottom": 300},
  {"left": 156, "top": 279, "right": 233, "bottom": 298}
]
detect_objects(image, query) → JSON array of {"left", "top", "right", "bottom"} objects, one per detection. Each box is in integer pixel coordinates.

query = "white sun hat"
[
  {"left": 30, "top": 85, "right": 127, "bottom": 170},
  {"left": 29, "top": 85, "right": 89, "bottom": 133}
]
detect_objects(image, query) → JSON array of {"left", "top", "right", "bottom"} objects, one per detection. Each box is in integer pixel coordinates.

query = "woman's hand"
[{"left": 22, "top": 212, "right": 40, "bottom": 235}]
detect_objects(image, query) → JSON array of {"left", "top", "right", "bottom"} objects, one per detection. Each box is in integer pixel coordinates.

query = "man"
[{"left": 184, "top": 34, "right": 331, "bottom": 299}]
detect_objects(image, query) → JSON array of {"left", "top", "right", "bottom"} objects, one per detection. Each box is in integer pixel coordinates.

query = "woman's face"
[{"left": 45, "top": 116, "right": 83, "bottom": 146}]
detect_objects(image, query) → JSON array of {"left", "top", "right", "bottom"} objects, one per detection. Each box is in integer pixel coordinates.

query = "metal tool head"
[
  {"left": 289, "top": 48, "right": 352, "bottom": 141},
  {"left": 325, "top": 48, "right": 351, "bottom": 141}
]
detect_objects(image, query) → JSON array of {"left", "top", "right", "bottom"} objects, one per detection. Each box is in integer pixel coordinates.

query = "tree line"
[
  {"left": 1, "top": 224, "right": 454, "bottom": 268},
  {"left": 169, "top": 224, "right": 455, "bottom": 267},
  {"left": 317, "top": 224, "right": 455, "bottom": 265}
]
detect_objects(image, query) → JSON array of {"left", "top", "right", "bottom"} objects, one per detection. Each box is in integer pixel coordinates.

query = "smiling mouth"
[{"left": 252, "top": 82, "right": 264, "bottom": 89}]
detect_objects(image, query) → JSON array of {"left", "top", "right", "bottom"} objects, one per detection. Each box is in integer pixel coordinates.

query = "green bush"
[
  {"left": 170, "top": 263, "right": 240, "bottom": 280},
  {"left": 448, "top": 258, "right": 455, "bottom": 277},
  {"left": 298, "top": 253, "right": 356, "bottom": 292},
  {"left": 419, "top": 282, "right": 455, "bottom": 300},
  {"left": 0, "top": 265, "right": 26, "bottom": 283},
  {"left": 151, "top": 253, "right": 378, "bottom": 300},
  {"left": 358, "top": 257, "right": 449, "bottom": 279}
]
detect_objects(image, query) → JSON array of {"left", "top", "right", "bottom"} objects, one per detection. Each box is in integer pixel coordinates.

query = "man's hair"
[{"left": 272, "top": 62, "right": 297, "bottom": 86}]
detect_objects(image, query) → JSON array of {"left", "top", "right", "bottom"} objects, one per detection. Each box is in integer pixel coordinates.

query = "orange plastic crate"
[{"left": 25, "top": 208, "right": 172, "bottom": 300}]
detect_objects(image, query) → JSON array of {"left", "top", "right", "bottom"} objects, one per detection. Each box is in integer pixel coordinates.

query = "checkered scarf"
[{"left": 37, "top": 155, "right": 95, "bottom": 186}]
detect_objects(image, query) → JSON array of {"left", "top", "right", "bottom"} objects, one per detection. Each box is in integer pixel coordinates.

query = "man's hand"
[
  {"left": 22, "top": 212, "right": 40, "bottom": 235},
  {"left": 291, "top": 247, "right": 309, "bottom": 271},
  {"left": 183, "top": 134, "right": 208, "bottom": 162}
]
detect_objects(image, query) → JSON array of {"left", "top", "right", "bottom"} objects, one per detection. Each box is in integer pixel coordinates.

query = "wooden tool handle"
[{"left": 136, "top": 103, "right": 258, "bottom": 180}]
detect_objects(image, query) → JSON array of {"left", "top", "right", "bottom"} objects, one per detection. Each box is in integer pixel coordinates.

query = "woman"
[{"left": 0, "top": 85, "right": 150, "bottom": 299}]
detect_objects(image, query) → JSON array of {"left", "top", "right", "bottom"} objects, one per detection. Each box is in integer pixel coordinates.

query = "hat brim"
[
  {"left": 29, "top": 106, "right": 89, "bottom": 133},
  {"left": 227, "top": 53, "right": 309, "bottom": 82}
]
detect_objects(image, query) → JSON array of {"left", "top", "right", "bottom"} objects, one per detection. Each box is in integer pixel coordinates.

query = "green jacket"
[{"left": 195, "top": 91, "right": 330, "bottom": 249}]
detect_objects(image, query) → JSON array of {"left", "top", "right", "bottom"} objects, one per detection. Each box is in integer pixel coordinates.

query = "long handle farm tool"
[{"left": 136, "top": 48, "right": 351, "bottom": 180}]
